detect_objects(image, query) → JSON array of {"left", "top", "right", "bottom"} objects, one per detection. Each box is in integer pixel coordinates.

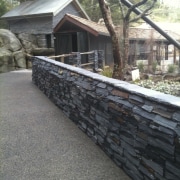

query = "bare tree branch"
[
  {"left": 118, "top": 0, "right": 125, "bottom": 19},
  {"left": 129, "top": 0, "right": 157, "bottom": 23},
  {"left": 124, "top": 0, "right": 148, "bottom": 20}
]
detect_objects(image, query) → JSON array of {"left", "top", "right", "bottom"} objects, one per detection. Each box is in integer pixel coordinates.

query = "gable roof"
[
  {"left": 129, "top": 27, "right": 180, "bottom": 41},
  {"left": 1, "top": 0, "right": 89, "bottom": 20},
  {"left": 54, "top": 14, "right": 109, "bottom": 36}
]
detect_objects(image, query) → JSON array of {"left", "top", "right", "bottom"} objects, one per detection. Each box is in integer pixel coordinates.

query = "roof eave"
[
  {"left": 54, "top": 15, "right": 99, "bottom": 36},
  {"left": 1, "top": 12, "right": 53, "bottom": 20},
  {"left": 73, "top": 0, "right": 90, "bottom": 20}
]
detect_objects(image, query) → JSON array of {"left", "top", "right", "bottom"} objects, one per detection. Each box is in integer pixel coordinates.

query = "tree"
[
  {"left": 0, "top": 0, "right": 12, "bottom": 28},
  {"left": 99, "top": 0, "right": 123, "bottom": 79},
  {"left": 78, "top": 0, "right": 101, "bottom": 22},
  {"left": 98, "top": 0, "right": 157, "bottom": 80}
]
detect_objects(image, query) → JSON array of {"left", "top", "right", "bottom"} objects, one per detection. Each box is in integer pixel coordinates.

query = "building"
[
  {"left": 1, "top": 0, "right": 89, "bottom": 50},
  {"left": 54, "top": 14, "right": 113, "bottom": 65}
]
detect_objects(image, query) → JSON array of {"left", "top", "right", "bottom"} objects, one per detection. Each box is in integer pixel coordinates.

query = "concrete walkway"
[{"left": 0, "top": 70, "right": 130, "bottom": 180}]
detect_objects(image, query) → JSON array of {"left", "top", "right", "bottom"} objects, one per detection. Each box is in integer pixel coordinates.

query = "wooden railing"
[{"left": 49, "top": 50, "right": 105, "bottom": 71}]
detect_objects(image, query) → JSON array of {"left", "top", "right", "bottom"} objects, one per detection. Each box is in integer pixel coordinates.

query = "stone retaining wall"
[{"left": 32, "top": 56, "right": 180, "bottom": 180}]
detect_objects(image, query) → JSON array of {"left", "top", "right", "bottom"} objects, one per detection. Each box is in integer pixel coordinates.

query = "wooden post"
[
  {"left": 98, "top": 50, "right": 105, "bottom": 69},
  {"left": 69, "top": 52, "right": 81, "bottom": 67},
  {"left": 94, "top": 50, "right": 98, "bottom": 71},
  {"left": 165, "top": 44, "right": 168, "bottom": 60},
  {"left": 174, "top": 46, "right": 177, "bottom": 64}
]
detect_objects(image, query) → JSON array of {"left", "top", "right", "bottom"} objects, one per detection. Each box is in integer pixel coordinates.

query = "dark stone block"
[
  {"left": 133, "top": 106, "right": 156, "bottom": 121},
  {"left": 87, "top": 117, "right": 98, "bottom": 127},
  {"left": 129, "top": 94, "right": 144, "bottom": 103},
  {"left": 113, "top": 152, "right": 126, "bottom": 164},
  {"left": 98, "top": 125, "right": 108, "bottom": 136},
  {"left": 113, "top": 158, "right": 122, "bottom": 168},
  {"left": 79, "top": 121, "right": 87, "bottom": 129},
  {"left": 104, "top": 147, "right": 114, "bottom": 157},
  {"left": 138, "top": 123, "right": 152, "bottom": 134},
  {"left": 134, "top": 139, "right": 147, "bottom": 152},
  {"left": 154, "top": 115, "right": 177, "bottom": 130},
  {"left": 75, "top": 81, "right": 93, "bottom": 90},
  {"left": 126, "top": 160, "right": 143, "bottom": 179},
  {"left": 154, "top": 172, "right": 166, "bottom": 180},
  {"left": 165, "top": 170, "right": 179, "bottom": 180},
  {"left": 148, "top": 136, "right": 175, "bottom": 155},
  {"left": 175, "top": 151, "right": 180, "bottom": 163},
  {"left": 142, "top": 105, "right": 154, "bottom": 112},
  {"left": 142, "top": 156, "right": 164, "bottom": 176},
  {"left": 97, "top": 82, "right": 107, "bottom": 88},
  {"left": 123, "top": 166, "right": 143, "bottom": 180},
  {"left": 106, "top": 95, "right": 124, "bottom": 103},
  {"left": 149, "top": 124, "right": 176, "bottom": 137},
  {"left": 146, "top": 145, "right": 175, "bottom": 162},
  {"left": 107, "top": 132, "right": 120, "bottom": 144},
  {"left": 87, "top": 126, "right": 94, "bottom": 136},
  {"left": 175, "top": 125, "right": 180, "bottom": 137},
  {"left": 120, "top": 134, "right": 134, "bottom": 146},
  {"left": 173, "top": 111, "right": 180, "bottom": 122},
  {"left": 96, "top": 87, "right": 109, "bottom": 97},
  {"left": 155, "top": 131, "right": 174, "bottom": 145},
  {"left": 111, "top": 89, "right": 129, "bottom": 99},
  {"left": 98, "top": 101, "right": 108, "bottom": 111},
  {"left": 121, "top": 140, "right": 137, "bottom": 157},
  {"left": 165, "top": 161, "right": 180, "bottom": 178},
  {"left": 139, "top": 164, "right": 156, "bottom": 180},
  {"left": 118, "top": 99, "right": 134, "bottom": 109},
  {"left": 124, "top": 150, "right": 140, "bottom": 167},
  {"left": 95, "top": 113, "right": 110, "bottom": 126},
  {"left": 96, "top": 133, "right": 105, "bottom": 145},
  {"left": 153, "top": 108, "right": 172, "bottom": 119},
  {"left": 87, "top": 91, "right": 96, "bottom": 98},
  {"left": 110, "top": 141, "right": 123, "bottom": 155}
]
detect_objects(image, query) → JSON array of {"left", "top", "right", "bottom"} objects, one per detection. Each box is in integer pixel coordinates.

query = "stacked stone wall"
[{"left": 32, "top": 56, "right": 180, "bottom": 180}]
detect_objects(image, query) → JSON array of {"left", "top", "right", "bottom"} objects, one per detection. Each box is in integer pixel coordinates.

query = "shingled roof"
[
  {"left": 54, "top": 13, "right": 109, "bottom": 36},
  {"left": 55, "top": 14, "right": 180, "bottom": 42},
  {"left": 1, "top": 0, "right": 89, "bottom": 19}
]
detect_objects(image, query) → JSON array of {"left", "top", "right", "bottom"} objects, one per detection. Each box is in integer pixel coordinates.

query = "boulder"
[
  {"left": 0, "top": 29, "right": 26, "bottom": 73},
  {"left": 0, "top": 29, "right": 22, "bottom": 51}
]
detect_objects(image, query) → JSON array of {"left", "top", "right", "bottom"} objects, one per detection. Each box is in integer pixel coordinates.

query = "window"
[{"left": 46, "top": 34, "right": 52, "bottom": 48}]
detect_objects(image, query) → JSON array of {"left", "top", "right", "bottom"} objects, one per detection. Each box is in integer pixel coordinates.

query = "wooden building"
[
  {"left": 54, "top": 14, "right": 113, "bottom": 65},
  {"left": 1, "top": 0, "right": 89, "bottom": 48}
]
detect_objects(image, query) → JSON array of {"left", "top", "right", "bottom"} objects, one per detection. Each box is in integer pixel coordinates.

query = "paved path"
[{"left": 0, "top": 70, "right": 131, "bottom": 180}]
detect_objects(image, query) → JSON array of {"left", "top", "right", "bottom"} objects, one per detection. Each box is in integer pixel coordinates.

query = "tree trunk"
[
  {"left": 123, "top": 20, "right": 129, "bottom": 69},
  {"left": 98, "top": 0, "right": 123, "bottom": 79}
]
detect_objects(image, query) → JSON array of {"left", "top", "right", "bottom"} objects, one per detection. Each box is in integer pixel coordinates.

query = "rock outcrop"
[{"left": 0, "top": 29, "right": 26, "bottom": 73}]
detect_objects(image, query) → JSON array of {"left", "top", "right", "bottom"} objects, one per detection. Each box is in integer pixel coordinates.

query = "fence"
[{"left": 49, "top": 50, "right": 104, "bottom": 72}]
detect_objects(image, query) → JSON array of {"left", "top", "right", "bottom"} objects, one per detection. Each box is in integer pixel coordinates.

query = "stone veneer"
[{"left": 32, "top": 56, "right": 180, "bottom": 180}]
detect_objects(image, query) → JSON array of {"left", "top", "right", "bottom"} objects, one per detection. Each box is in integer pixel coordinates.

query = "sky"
[{"left": 161, "top": 0, "right": 180, "bottom": 8}]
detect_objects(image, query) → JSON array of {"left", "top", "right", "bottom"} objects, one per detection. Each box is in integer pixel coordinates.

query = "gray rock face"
[{"left": 0, "top": 29, "right": 26, "bottom": 73}]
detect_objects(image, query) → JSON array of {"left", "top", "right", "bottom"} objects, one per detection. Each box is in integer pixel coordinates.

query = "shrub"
[
  {"left": 101, "top": 67, "right": 113, "bottom": 78},
  {"left": 137, "top": 62, "right": 144, "bottom": 73},
  {"left": 152, "top": 61, "right": 158, "bottom": 73},
  {"left": 168, "top": 64, "right": 177, "bottom": 73}
]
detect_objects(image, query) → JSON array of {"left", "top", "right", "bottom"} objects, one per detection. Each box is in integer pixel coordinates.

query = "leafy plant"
[
  {"left": 152, "top": 61, "right": 158, "bottom": 73},
  {"left": 137, "top": 62, "right": 144, "bottom": 73},
  {"left": 101, "top": 67, "right": 113, "bottom": 78},
  {"left": 168, "top": 64, "right": 177, "bottom": 73},
  {"left": 134, "top": 79, "right": 180, "bottom": 97}
]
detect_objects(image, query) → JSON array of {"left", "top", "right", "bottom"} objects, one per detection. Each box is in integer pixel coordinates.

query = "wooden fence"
[{"left": 49, "top": 50, "right": 104, "bottom": 71}]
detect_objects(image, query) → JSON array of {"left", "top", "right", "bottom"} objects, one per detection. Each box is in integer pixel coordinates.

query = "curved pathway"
[{"left": 0, "top": 70, "right": 130, "bottom": 180}]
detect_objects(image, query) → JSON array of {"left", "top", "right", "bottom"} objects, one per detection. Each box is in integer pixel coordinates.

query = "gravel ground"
[{"left": 0, "top": 70, "right": 130, "bottom": 180}]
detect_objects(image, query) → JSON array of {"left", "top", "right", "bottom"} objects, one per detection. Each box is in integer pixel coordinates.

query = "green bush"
[
  {"left": 168, "top": 64, "right": 177, "bottom": 73},
  {"left": 152, "top": 61, "right": 158, "bottom": 73},
  {"left": 137, "top": 62, "right": 144, "bottom": 73},
  {"left": 101, "top": 67, "right": 113, "bottom": 78}
]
